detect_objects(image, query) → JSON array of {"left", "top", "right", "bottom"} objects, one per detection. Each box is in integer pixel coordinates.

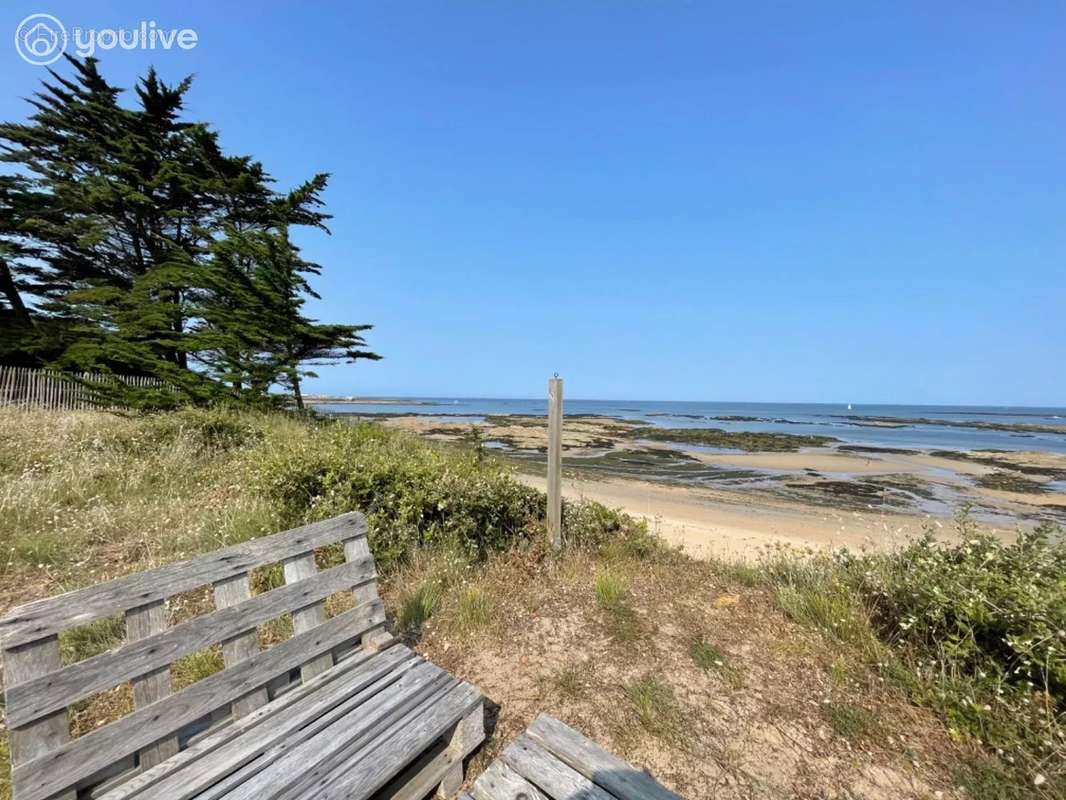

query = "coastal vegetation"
[
  {"left": 0, "top": 58, "right": 377, "bottom": 408},
  {"left": 628, "top": 425, "right": 838, "bottom": 451},
  {"left": 1, "top": 407, "right": 1062, "bottom": 797},
  {"left": 976, "top": 471, "right": 1049, "bottom": 494},
  {"left": 737, "top": 517, "right": 1065, "bottom": 795}
]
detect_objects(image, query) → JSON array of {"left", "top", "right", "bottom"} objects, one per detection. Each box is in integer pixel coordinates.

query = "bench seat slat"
[
  {"left": 195, "top": 659, "right": 440, "bottom": 800},
  {"left": 216, "top": 663, "right": 454, "bottom": 800},
  {"left": 0, "top": 512, "right": 367, "bottom": 649},
  {"left": 501, "top": 735, "right": 615, "bottom": 800},
  {"left": 526, "top": 714, "right": 682, "bottom": 800},
  {"left": 118, "top": 646, "right": 417, "bottom": 800},
  {"left": 471, "top": 760, "right": 549, "bottom": 800},
  {"left": 12, "top": 598, "right": 385, "bottom": 800},
  {"left": 6, "top": 557, "right": 376, "bottom": 728},
  {"left": 98, "top": 645, "right": 408, "bottom": 800},
  {"left": 305, "top": 681, "right": 483, "bottom": 800}
]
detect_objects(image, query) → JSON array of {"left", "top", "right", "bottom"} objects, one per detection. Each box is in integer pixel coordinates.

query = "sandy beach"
[
  {"left": 518, "top": 471, "right": 939, "bottom": 557},
  {"left": 370, "top": 413, "right": 1066, "bottom": 557}
]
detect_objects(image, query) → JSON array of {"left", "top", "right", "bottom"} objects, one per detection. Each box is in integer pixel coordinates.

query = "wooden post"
[{"left": 547, "top": 375, "right": 563, "bottom": 551}]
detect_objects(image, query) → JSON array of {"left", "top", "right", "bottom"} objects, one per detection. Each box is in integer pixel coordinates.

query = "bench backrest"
[{"left": 0, "top": 511, "right": 386, "bottom": 800}]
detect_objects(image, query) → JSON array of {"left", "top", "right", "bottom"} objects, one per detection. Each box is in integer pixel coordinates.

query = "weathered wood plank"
[
  {"left": 437, "top": 760, "right": 463, "bottom": 799},
  {"left": 283, "top": 552, "right": 333, "bottom": 680},
  {"left": 526, "top": 713, "right": 682, "bottom": 800},
  {"left": 371, "top": 705, "right": 485, "bottom": 800},
  {"left": 6, "top": 557, "right": 376, "bottom": 727},
  {"left": 435, "top": 703, "right": 484, "bottom": 798},
  {"left": 97, "top": 645, "right": 409, "bottom": 800},
  {"left": 547, "top": 375, "right": 563, "bottom": 550},
  {"left": 107, "top": 646, "right": 416, "bottom": 800},
  {"left": 2, "top": 636, "right": 76, "bottom": 800},
  {"left": 126, "top": 601, "right": 179, "bottom": 770},
  {"left": 376, "top": 742, "right": 456, "bottom": 800},
  {"left": 11, "top": 600, "right": 385, "bottom": 800},
  {"left": 344, "top": 536, "right": 390, "bottom": 649},
  {"left": 501, "top": 735, "right": 615, "bottom": 800},
  {"left": 471, "top": 760, "right": 549, "bottom": 800},
  {"left": 213, "top": 574, "right": 269, "bottom": 717},
  {"left": 304, "top": 681, "right": 483, "bottom": 800},
  {"left": 0, "top": 512, "right": 368, "bottom": 648},
  {"left": 217, "top": 663, "right": 451, "bottom": 800}
]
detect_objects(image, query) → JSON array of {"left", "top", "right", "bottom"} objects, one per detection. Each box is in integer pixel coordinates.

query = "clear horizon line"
[{"left": 303, "top": 394, "right": 1065, "bottom": 410}]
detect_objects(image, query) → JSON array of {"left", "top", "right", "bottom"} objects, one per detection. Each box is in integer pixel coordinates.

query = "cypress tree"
[{"left": 0, "top": 57, "right": 378, "bottom": 406}]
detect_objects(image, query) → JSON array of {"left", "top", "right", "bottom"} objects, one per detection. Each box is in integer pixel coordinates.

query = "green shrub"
[
  {"left": 253, "top": 419, "right": 643, "bottom": 571},
  {"left": 254, "top": 421, "right": 546, "bottom": 568},
  {"left": 564, "top": 499, "right": 646, "bottom": 550},
  {"left": 850, "top": 519, "right": 1065, "bottom": 704},
  {"left": 745, "top": 512, "right": 1065, "bottom": 787}
]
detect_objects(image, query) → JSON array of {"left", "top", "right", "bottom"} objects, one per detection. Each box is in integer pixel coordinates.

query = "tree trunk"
[
  {"left": 0, "top": 259, "right": 33, "bottom": 326},
  {"left": 292, "top": 375, "right": 304, "bottom": 410}
]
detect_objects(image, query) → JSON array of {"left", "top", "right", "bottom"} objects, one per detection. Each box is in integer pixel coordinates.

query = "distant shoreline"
[
  {"left": 302, "top": 397, "right": 437, "bottom": 405},
  {"left": 315, "top": 406, "right": 1066, "bottom": 437}
]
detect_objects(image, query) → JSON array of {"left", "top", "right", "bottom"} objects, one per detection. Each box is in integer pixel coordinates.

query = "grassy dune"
[{"left": 0, "top": 409, "right": 1061, "bottom": 799}]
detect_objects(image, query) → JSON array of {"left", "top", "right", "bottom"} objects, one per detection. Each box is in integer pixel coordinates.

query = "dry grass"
[
  {"left": 0, "top": 409, "right": 284, "bottom": 799},
  {"left": 0, "top": 409, "right": 1035, "bottom": 800},
  {"left": 388, "top": 538, "right": 972, "bottom": 799},
  {"left": 0, "top": 410, "right": 284, "bottom": 614}
]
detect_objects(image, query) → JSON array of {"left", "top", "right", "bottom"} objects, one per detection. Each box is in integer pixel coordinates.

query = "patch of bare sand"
[
  {"left": 974, "top": 486, "right": 1066, "bottom": 508},
  {"left": 519, "top": 473, "right": 942, "bottom": 558},
  {"left": 687, "top": 448, "right": 908, "bottom": 475},
  {"left": 404, "top": 550, "right": 963, "bottom": 800}
]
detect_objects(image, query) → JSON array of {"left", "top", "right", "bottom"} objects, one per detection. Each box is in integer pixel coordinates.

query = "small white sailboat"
[{"left": 847, "top": 403, "right": 852, "bottom": 410}]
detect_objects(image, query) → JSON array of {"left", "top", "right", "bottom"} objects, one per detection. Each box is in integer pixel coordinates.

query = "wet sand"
[
  {"left": 369, "top": 413, "right": 1066, "bottom": 555},
  {"left": 520, "top": 472, "right": 954, "bottom": 558}
]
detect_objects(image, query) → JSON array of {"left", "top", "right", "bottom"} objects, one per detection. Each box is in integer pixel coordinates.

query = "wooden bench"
[
  {"left": 0, "top": 512, "right": 485, "bottom": 800},
  {"left": 466, "top": 714, "right": 680, "bottom": 800}
]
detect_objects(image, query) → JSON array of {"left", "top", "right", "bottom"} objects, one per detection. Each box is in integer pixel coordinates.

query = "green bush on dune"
[
  {"left": 845, "top": 516, "right": 1066, "bottom": 770},
  {"left": 853, "top": 518, "right": 1066, "bottom": 705},
  {"left": 255, "top": 419, "right": 548, "bottom": 566},
  {"left": 742, "top": 511, "right": 1065, "bottom": 792},
  {"left": 0, "top": 406, "right": 643, "bottom": 580}
]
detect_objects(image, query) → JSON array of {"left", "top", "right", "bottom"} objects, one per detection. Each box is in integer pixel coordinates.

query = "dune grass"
[
  {"left": 0, "top": 406, "right": 643, "bottom": 800},
  {"left": 0, "top": 408, "right": 1061, "bottom": 798}
]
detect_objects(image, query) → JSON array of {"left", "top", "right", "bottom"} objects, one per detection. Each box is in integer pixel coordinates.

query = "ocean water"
[{"left": 311, "top": 399, "right": 1066, "bottom": 455}]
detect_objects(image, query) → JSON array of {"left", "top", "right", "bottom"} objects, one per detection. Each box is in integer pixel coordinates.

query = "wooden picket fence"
[{"left": 0, "top": 365, "right": 171, "bottom": 411}]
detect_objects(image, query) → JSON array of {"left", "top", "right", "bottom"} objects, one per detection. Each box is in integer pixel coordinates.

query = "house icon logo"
[{"left": 15, "top": 13, "right": 68, "bottom": 65}]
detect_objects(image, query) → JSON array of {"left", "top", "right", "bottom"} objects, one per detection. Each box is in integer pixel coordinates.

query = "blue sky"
[{"left": 3, "top": 2, "right": 1064, "bottom": 405}]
